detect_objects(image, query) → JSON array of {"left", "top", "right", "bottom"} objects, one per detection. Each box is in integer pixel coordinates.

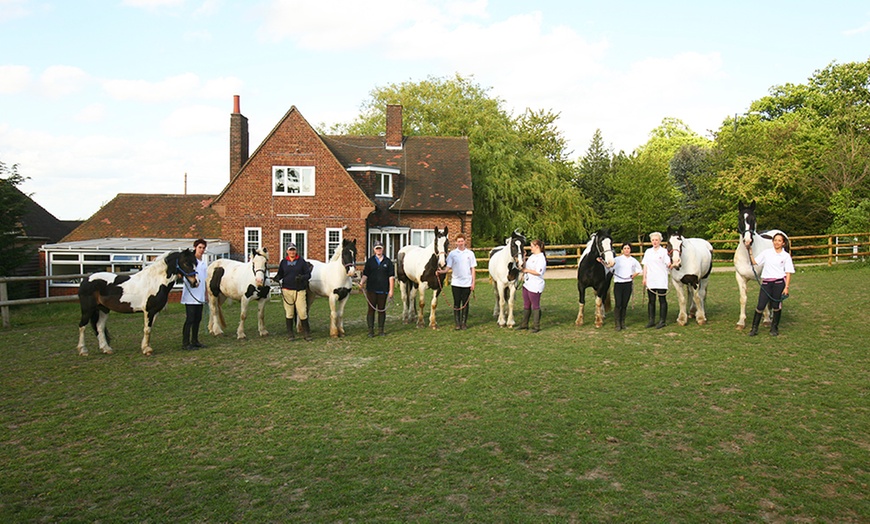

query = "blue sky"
[{"left": 1, "top": 0, "right": 869, "bottom": 220}]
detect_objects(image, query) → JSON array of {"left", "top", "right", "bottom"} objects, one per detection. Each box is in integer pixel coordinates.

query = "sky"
[{"left": 1, "top": 0, "right": 869, "bottom": 221}]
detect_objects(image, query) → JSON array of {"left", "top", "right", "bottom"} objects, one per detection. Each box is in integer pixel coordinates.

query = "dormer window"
[
  {"left": 376, "top": 171, "right": 393, "bottom": 197},
  {"left": 273, "top": 166, "right": 315, "bottom": 196}
]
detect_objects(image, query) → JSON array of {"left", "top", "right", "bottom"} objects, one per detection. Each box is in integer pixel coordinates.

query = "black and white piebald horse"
[
  {"left": 306, "top": 239, "right": 358, "bottom": 337},
  {"left": 396, "top": 227, "right": 449, "bottom": 328},
  {"left": 666, "top": 226, "right": 714, "bottom": 326},
  {"left": 575, "top": 229, "right": 616, "bottom": 328},
  {"left": 207, "top": 247, "right": 270, "bottom": 340},
  {"left": 488, "top": 229, "right": 526, "bottom": 327},
  {"left": 76, "top": 249, "right": 200, "bottom": 356},
  {"left": 734, "top": 200, "right": 789, "bottom": 329}
]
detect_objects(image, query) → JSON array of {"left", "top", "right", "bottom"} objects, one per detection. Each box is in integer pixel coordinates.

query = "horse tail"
[
  {"left": 603, "top": 289, "right": 612, "bottom": 313},
  {"left": 396, "top": 251, "right": 407, "bottom": 282},
  {"left": 502, "top": 285, "right": 510, "bottom": 303}
]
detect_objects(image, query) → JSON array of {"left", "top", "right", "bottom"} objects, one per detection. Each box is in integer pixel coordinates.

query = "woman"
[
  {"left": 360, "top": 240, "right": 395, "bottom": 337},
  {"left": 274, "top": 243, "right": 312, "bottom": 341},
  {"left": 181, "top": 238, "right": 209, "bottom": 350},
  {"left": 747, "top": 232, "right": 794, "bottom": 336},
  {"left": 611, "top": 242, "right": 642, "bottom": 331},
  {"left": 642, "top": 232, "right": 671, "bottom": 329},
  {"left": 519, "top": 239, "right": 546, "bottom": 333}
]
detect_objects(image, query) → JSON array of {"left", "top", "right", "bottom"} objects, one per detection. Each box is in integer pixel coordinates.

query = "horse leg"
[
  {"left": 329, "top": 295, "right": 340, "bottom": 338},
  {"left": 496, "top": 282, "right": 507, "bottom": 327},
  {"left": 208, "top": 295, "right": 225, "bottom": 336},
  {"left": 735, "top": 272, "right": 748, "bottom": 329},
  {"left": 506, "top": 284, "right": 516, "bottom": 328},
  {"left": 141, "top": 311, "right": 154, "bottom": 356},
  {"left": 416, "top": 285, "right": 427, "bottom": 328},
  {"left": 77, "top": 325, "right": 88, "bottom": 356},
  {"left": 399, "top": 282, "right": 412, "bottom": 324},
  {"left": 256, "top": 298, "right": 269, "bottom": 337},
  {"left": 335, "top": 296, "right": 348, "bottom": 337},
  {"left": 672, "top": 281, "right": 689, "bottom": 326},
  {"left": 594, "top": 295, "right": 604, "bottom": 328},
  {"left": 236, "top": 297, "right": 249, "bottom": 340},
  {"left": 96, "top": 310, "right": 113, "bottom": 354},
  {"left": 427, "top": 287, "right": 438, "bottom": 329},
  {"left": 575, "top": 289, "right": 585, "bottom": 326},
  {"left": 492, "top": 282, "right": 500, "bottom": 319},
  {"left": 694, "top": 281, "right": 708, "bottom": 325}
]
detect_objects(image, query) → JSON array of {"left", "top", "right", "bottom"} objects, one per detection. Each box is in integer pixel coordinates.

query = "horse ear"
[
  {"left": 749, "top": 200, "right": 756, "bottom": 211},
  {"left": 678, "top": 225, "right": 684, "bottom": 236},
  {"left": 443, "top": 226, "right": 448, "bottom": 237}
]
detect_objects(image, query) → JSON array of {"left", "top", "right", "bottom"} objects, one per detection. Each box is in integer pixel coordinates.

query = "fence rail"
[{"left": 3, "top": 233, "right": 869, "bottom": 328}]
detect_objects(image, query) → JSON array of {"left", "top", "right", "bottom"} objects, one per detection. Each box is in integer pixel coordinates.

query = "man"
[
  {"left": 360, "top": 240, "right": 395, "bottom": 337},
  {"left": 274, "top": 243, "right": 312, "bottom": 341},
  {"left": 441, "top": 233, "right": 477, "bottom": 330},
  {"left": 181, "top": 238, "right": 209, "bottom": 350}
]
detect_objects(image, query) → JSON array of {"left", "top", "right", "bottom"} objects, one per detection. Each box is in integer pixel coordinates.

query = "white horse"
[
  {"left": 306, "top": 239, "right": 357, "bottom": 338},
  {"left": 734, "top": 201, "right": 789, "bottom": 329},
  {"left": 396, "top": 227, "right": 449, "bottom": 328},
  {"left": 207, "top": 247, "right": 270, "bottom": 339},
  {"left": 666, "top": 227, "right": 714, "bottom": 326},
  {"left": 488, "top": 229, "right": 526, "bottom": 327}
]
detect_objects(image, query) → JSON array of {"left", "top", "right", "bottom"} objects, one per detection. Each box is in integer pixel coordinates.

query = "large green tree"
[
  {"left": 334, "top": 74, "right": 593, "bottom": 244},
  {"left": 0, "top": 160, "right": 31, "bottom": 277},
  {"left": 575, "top": 129, "right": 613, "bottom": 219}
]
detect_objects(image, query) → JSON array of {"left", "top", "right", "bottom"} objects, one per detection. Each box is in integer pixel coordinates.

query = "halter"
[{"left": 176, "top": 260, "right": 198, "bottom": 278}]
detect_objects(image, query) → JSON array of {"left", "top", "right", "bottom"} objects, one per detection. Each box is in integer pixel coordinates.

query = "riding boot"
[
  {"left": 748, "top": 311, "right": 762, "bottom": 336},
  {"left": 182, "top": 324, "right": 191, "bottom": 350},
  {"left": 656, "top": 303, "right": 667, "bottom": 329},
  {"left": 454, "top": 309, "right": 462, "bottom": 330},
  {"left": 367, "top": 313, "right": 375, "bottom": 338},
  {"left": 301, "top": 318, "right": 312, "bottom": 341},
  {"left": 614, "top": 308, "right": 622, "bottom": 331},
  {"left": 518, "top": 309, "right": 531, "bottom": 330},
  {"left": 285, "top": 317, "right": 296, "bottom": 341},
  {"left": 620, "top": 308, "right": 627, "bottom": 330},
  {"left": 646, "top": 302, "right": 656, "bottom": 328},
  {"left": 770, "top": 309, "right": 781, "bottom": 336},
  {"left": 460, "top": 304, "right": 469, "bottom": 330},
  {"left": 378, "top": 314, "right": 386, "bottom": 336},
  {"left": 531, "top": 309, "right": 541, "bottom": 333}
]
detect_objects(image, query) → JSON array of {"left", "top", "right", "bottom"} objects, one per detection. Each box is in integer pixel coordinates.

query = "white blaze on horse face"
[
  {"left": 741, "top": 212, "right": 754, "bottom": 246},
  {"left": 669, "top": 236, "right": 683, "bottom": 269},
  {"left": 513, "top": 239, "right": 525, "bottom": 269},
  {"left": 601, "top": 237, "right": 615, "bottom": 267},
  {"left": 253, "top": 254, "right": 268, "bottom": 286}
]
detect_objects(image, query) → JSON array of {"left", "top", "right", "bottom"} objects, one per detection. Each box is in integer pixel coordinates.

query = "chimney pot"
[{"left": 233, "top": 95, "right": 240, "bottom": 114}]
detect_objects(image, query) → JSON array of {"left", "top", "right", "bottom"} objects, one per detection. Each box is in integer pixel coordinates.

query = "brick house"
[{"left": 45, "top": 98, "right": 473, "bottom": 293}]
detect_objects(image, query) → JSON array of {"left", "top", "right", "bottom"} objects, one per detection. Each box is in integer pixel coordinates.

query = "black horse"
[{"left": 574, "top": 229, "right": 615, "bottom": 328}]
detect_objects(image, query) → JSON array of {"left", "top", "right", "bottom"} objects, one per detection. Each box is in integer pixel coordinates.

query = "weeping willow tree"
[{"left": 332, "top": 74, "right": 593, "bottom": 244}]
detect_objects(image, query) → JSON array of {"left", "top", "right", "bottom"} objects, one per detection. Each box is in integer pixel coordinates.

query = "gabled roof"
[
  {"left": 13, "top": 186, "right": 79, "bottom": 242},
  {"left": 62, "top": 193, "right": 221, "bottom": 242},
  {"left": 321, "top": 135, "right": 473, "bottom": 213}
]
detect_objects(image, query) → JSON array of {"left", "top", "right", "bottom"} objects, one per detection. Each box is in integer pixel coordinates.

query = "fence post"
[
  {"left": 1, "top": 281, "right": 9, "bottom": 329},
  {"left": 828, "top": 236, "right": 833, "bottom": 266}
]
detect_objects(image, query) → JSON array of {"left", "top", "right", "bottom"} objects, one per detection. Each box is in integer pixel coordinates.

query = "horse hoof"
[
  {"left": 259, "top": 331, "right": 269, "bottom": 337},
  {"left": 78, "top": 348, "right": 88, "bottom": 356}
]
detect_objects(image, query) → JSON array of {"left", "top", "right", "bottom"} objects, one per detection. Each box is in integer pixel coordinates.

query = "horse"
[
  {"left": 666, "top": 226, "right": 714, "bottom": 326},
  {"left": 488, "top": 229, "right": 526, "bottom": 327},
  {"left": 575, "top": 229, "right": 616, "bottom": 328},
  {"left": 306, "top": 239, "right": 358, "bottom": 337},
  {"left": 76, "top": 249, "right": 200, "bottom": 356},
  {"left": 396, "top": 227, "right": 449, "bottom": 328},
  {"left": 207, "top": 247, "right": 270, "bottom": 340},
  {"left": 734, "top": 200, "right": 789, "bottom": 329}
]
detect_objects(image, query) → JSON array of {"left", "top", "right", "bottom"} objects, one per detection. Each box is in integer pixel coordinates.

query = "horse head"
[
  {"left": 738, "top": 200, "right": 757, "bottom": 247},
  {"left": 596, "top": 228, "right": 615, "bottom": 268},
  {"left": 433, "top": 226, "right": 449, "bottom": 270},
  {"left": 174, "top": 248, "right": 200, "bottom": 287},
  {"left": 251, "top": 247, "right": 269, "bottom": 287},
  {"left": 667, "top": 226, "right": 685, "bottom": 270},
  {"left": 509, "top": 229, "right": 527, "bottom": 270},
  {"left": 341, "top": 239, "right": 358, "bottom": 277}
]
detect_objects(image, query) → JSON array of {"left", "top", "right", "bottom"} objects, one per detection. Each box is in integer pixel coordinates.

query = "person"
[
  {"left": 519, "top": 239, "right": 547, "bottom": 333},
  {"left": 642, "top": 232, "right": 671, "bottom": 329},
  {"left": 274, "top": 243, "right": 312, "bottom": 341},
  {"left": 181, "top": 238, "right": 209, "bottom": 350},
  {"left": 360, "top": 240, "right": 395, "bottom": 337},
  {"left": 747, "top": 232, "right": 794, "bottom": 336},
  {"left": 441, "top": 233, "right": 477, "bottom": 330},
  {"left": 611, "top": 242, "right": 642, "bottom": 331}
]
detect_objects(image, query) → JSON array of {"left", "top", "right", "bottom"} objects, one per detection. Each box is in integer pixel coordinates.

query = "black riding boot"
[
  {"left": 748, "top": 311, "right": 762, "bottom": 337},
  {"left": 378, "top": 313, "right": 386, "bottom": 336},
  {"left": 301, "top": 318, "right": 312, "bottom": 341},
  {"left": 286, "top": 317, "right": 296, "bottom": 341},
  {"left": 620, "top": 307, "right": 628, "bottom": 330},
  {"left": 656, "top": 302, "right": 667, "bottom": 329},
  {"left": 531, "top": 309, "right": 541, "bottom": 333},
  {"left": 367, "top": 312, "right": 375, "bottom": 338},
  {"left": 518, "top": 309, "right": 531, "bottom": 330},
  {"left": 460, "top": 304, "right": 469, "bottom": 330},
  {"left": 646, "top": 301, "right": 656, "bottom": 328},
  {"left": 614, "top": 308, "right": 622, "bottom": 331},
  {"left": 770, "top": 309, "right": 782, "bottom": 336},
  {"left": 454, "top": 309, "right": 462, "bottom": 330}
]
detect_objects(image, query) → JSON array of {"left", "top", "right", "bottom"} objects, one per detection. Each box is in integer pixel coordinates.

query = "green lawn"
[{"left": 1, "top": 264, "right": 868, "bottom": 522}]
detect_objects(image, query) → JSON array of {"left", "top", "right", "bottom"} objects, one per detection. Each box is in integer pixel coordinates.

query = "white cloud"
[
  {"left": 122, "top": 0, "right": 185, "bottom": 8},
  {"left": 39, "top": 65, "right": 89, "bottom": 98},
  {"left": 843, "top": 20, "right": 870, "bottom": 36},
  {"left": 103, "top": 73, "right": 202, "bottom": 102},
  {"left": 0, "top": 0, "right": 29, "bottom": 22},
  {"left": 193, "top": 0, "right": 220, "bottom": 17},
  {"left": 199, "top": 76, "right": 245, "bottom": 99},
  {"left": 74, "top": 103, "right": 107, "bottom": 123},
  {"left": 0, "top": 65, "right": 31, "bottom": 93},
  {"left": 161, "top": 104, "right": 226, "bottom": 137}
]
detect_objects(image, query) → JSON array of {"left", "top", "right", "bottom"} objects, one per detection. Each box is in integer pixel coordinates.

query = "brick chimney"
[
  {"left": 230, "top": 95, "right": 249, "bottom": 179},
  {"left": 385, "top": 104, "right": 403, "bottom": 150}
]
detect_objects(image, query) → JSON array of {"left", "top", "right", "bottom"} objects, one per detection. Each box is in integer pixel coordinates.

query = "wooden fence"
[{"left": 2, "top": 233, "right": 869, "bottom": 328}]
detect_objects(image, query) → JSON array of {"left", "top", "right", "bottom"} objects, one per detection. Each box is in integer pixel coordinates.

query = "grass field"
[{"left": 1, "top": 264, "right": 868, "bottom": 522}]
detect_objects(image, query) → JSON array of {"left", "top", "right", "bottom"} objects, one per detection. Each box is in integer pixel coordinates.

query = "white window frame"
[
  {"left": 245, "top": 227, "right": 262, "bottom": 259},
  {"left": 325, "top": 228, "right": 343, "bottom": 262},
  {"left": 273, "top": 166, "right": 315, "bottom": 196},
  {"left": 410, "top": 229, "right": 435, "bottom": 247},
  {"left": 376, "top": 171, "right": 393, "bottom": 197},
  {"left": 281, "top": 230, "right": 308, "bottom": 260}
]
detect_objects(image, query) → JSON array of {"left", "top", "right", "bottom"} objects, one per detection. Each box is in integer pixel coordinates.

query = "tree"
[
  {"left": 0, "top": 160, "right": 31, "bottom": 277},
  {"left": 335, "top": 74, "right": 594, "bottom": 243},
  {"left": 575, "top": 129, "right": 613, "bottom": 219},
  {"left": 605, "top": 152, "right": 680, "bottom": 245}
]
